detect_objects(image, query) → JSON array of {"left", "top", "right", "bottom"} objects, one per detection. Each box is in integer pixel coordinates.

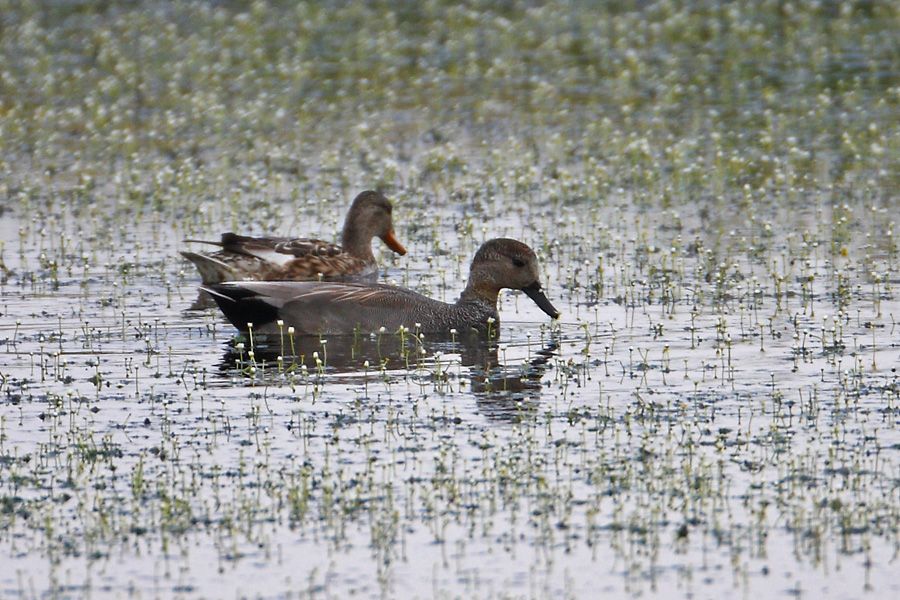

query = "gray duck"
[{"left": 204, "top": 238, "right": 559, "bottom": 336}]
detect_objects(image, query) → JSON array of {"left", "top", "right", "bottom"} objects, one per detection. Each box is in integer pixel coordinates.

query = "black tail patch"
[{"left": 205, "top": 284, "right": 280, "bottom": 332}]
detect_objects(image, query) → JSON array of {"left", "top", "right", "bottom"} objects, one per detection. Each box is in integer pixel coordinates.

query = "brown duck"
[
  {"left": 203, "top": 238, "right": 560, "bottom": 336},
  {"left": 181, "top": 190, "right": 406, "bottom": 284}
]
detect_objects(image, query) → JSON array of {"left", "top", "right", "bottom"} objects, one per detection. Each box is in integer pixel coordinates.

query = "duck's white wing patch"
[{"left": 239, "top": 245, "right": 298, "bottom": 267}]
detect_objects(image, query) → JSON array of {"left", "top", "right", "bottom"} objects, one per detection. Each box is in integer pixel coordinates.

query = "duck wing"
[
  {"left": 219, "top": 233, "right": 342, "bottom": 258},
  {"left": 221, "top": 234, "right": 359, "bottom": 274},
  {"left": 272, "top": 238, "right": 344, "bottom": 258},
  {"left": 183, "top": 233, "right": 373, "bottom": 282},
  {"left": 205, "top": 281, "right": 442, "bottom": 335}
]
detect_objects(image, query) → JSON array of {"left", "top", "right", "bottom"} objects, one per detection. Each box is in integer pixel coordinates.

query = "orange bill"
[{"left": 382, "top": 230, "right": 407, "bottom": 255}]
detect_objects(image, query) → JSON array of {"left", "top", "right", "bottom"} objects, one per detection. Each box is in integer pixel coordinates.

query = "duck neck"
[
  {"left": 455, "top": 283, "right": 501, "bottom": 336},
  {"left": 341, "top": 220, "right": 375, "bottom": 261},
  {"left": 458, "top": 278, "right": 500, "bottom": 312}
]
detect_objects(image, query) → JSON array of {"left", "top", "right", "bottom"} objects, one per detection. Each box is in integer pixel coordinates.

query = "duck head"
[
  {"left": 465, "top": 238, "right": 560, "bottom": 319},
  {"left": 342, "top": 190, "right": 407, "bottom": 256}
]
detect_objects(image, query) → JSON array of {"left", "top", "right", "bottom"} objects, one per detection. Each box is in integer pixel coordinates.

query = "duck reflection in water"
[{"left": 216, "top": 328, "right": 558, "bottom": 422}]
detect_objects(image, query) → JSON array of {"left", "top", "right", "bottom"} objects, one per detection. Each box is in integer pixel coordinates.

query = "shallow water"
[{"left": 1, "top": 2, "right": 899, "bottom": 599}]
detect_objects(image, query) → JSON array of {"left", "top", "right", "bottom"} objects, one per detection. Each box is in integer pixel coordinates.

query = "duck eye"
[{"left": 512, "top": 257, "right": 526, "bottom": 268}]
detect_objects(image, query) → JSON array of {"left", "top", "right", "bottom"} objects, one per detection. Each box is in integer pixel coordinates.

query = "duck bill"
[
  {"left": 522, "top": 282, "right": 560, "bottom": 320},
  {"left": 382, "top": 230, "right": 407, "bottom": 255}
]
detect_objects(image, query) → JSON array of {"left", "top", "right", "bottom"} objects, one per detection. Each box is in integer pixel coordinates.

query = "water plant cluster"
[{"left": 0, "top": 1, "right": 897, "bottom": 598}]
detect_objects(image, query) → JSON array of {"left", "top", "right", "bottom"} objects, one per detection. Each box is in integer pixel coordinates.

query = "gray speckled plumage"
[
  {"left": 204, "top": 238, "right": 560, "bottom": 336},
  {"left": 205, "top": 281, "right": 499, "bottom": 335}
]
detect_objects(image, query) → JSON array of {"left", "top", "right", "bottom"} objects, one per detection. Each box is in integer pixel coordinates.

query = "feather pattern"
[{"left": 181, "top": 191, "right": 405, "bottom": 283}]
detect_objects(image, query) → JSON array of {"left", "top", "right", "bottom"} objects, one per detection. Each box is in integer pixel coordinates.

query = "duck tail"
[
  {"left": 182, "top": 239, "right": 224, "bottom": 246},
  {"left": 180, "top": 251, "right": 236, "bottom": 284},
  {"left": 201, "top": 283, "right": 280, "bottom": 332},
  {"left": 198, "top": 284, "right": 237, "bottom": 302}
]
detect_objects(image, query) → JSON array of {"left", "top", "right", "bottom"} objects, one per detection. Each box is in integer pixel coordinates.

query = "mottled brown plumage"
[{"left": 180, "top": 190, "right": 406, "bottom": 284}]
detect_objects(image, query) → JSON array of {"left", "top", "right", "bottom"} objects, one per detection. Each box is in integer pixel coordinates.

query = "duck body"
[
  {"left": 204, "top": 280, "right": 499, "bottom": 335},
  {"left": 181, "top": 190, "right": 405, "bottom": 284},
  {"left": 181, "top": 233, "right": 378, "bottom": 283},
  {"left": 203, "top": 238, "right": 560, "bottom": 336}
]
